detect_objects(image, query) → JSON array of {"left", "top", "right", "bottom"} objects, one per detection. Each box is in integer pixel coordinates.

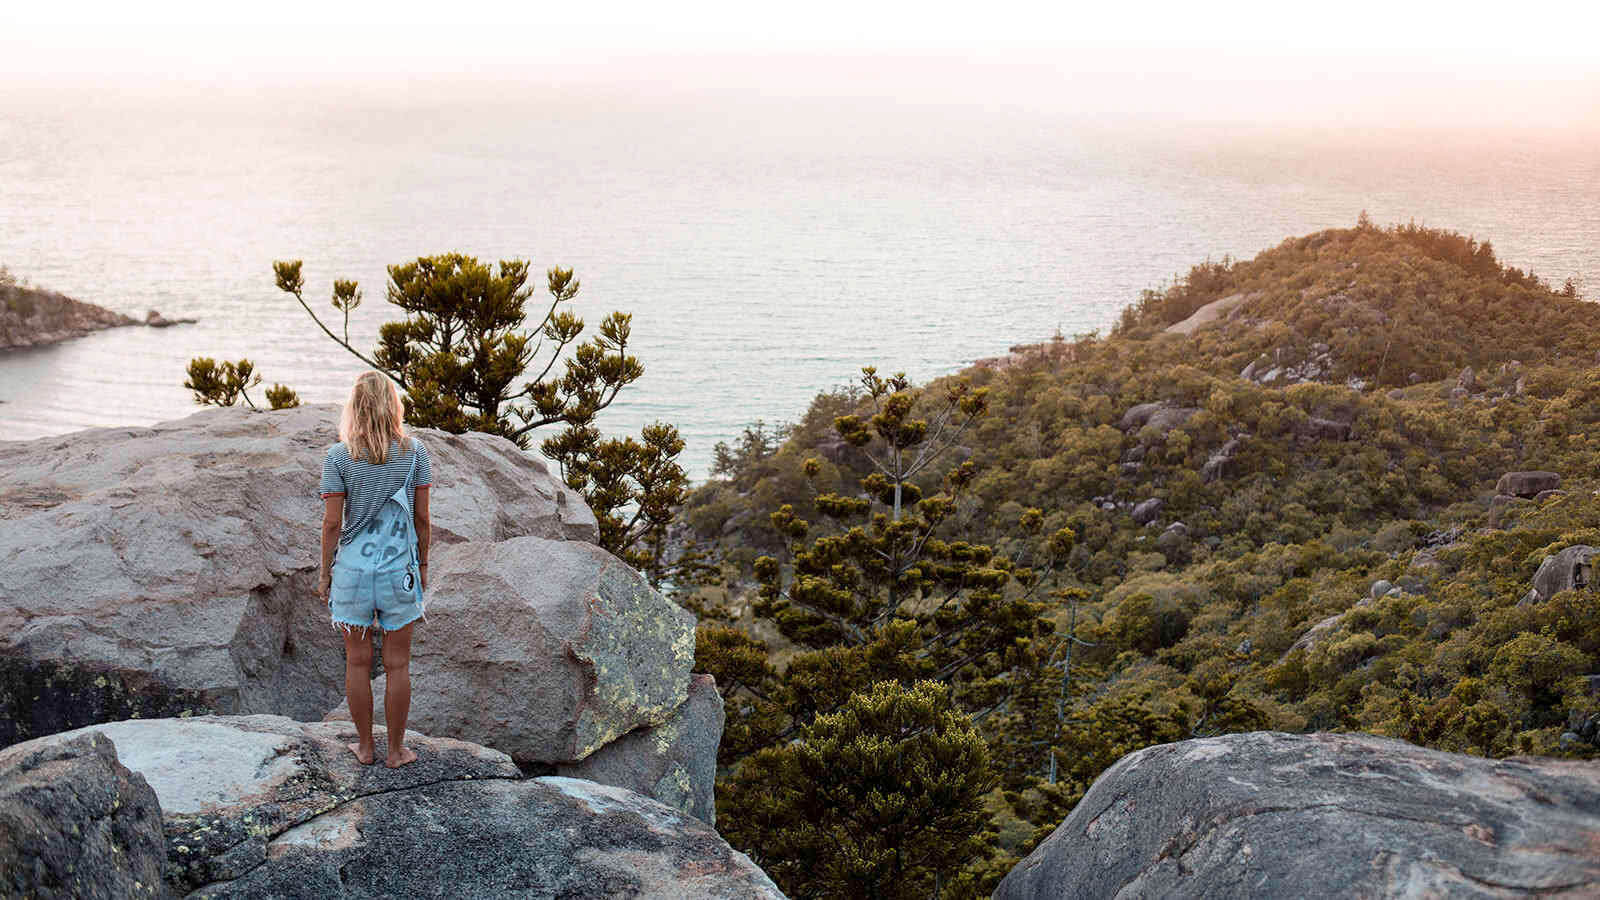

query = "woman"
[{"left": 318, "top": 371, "right": 432, "bottom": 768}]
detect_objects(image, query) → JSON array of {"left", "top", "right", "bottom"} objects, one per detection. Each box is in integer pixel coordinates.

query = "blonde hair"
[{"left": 340, "top": 371, "right": 410, "bottom": 464}]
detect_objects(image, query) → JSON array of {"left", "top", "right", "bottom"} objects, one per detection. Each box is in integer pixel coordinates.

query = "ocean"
[{"left": 2, "top": 85, "right": 1596, "bottom": 483}]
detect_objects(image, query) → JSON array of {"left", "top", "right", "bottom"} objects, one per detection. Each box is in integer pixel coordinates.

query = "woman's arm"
[
  {"left": 320, "top": 495, "right": 343, "bottom": 599},
  {"left": 413, "top": 485, "right": 431, "bottom": 588}
]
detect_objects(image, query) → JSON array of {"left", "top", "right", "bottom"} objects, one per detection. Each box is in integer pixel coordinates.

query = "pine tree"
[
  {"left": 721, "top": 680, "right": 997, "bottom": 899},
  {"left": 275, "top": 254, "right": 703, "bottom": 582}
]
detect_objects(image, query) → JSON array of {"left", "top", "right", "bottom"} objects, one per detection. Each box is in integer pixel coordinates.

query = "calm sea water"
[{"left": 2, "top": 86, "right": 1597, "bottom": 482}]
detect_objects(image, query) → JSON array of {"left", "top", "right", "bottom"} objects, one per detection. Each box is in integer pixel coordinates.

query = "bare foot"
[
  {"left": 348, "top": 742, "right": 376, "bottom": 765},
  {"left": 385, "top": 745, "right": 419, "bottom": 769}
]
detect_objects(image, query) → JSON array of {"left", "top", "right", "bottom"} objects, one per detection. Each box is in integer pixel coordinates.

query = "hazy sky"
[{"left": 3, "top": 1, "right": 1597, "bottom": 127}]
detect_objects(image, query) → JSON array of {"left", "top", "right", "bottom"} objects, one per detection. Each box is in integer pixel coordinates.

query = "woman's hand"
[
  {"left": 320, "top": 568, "right": 333, "bottom": 602},
  {"left": 419, "top": 564, "right": 428, "bottom": 591}
]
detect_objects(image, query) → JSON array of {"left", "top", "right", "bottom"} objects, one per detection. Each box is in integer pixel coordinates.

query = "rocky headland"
[{"left": 0, "top": 280, "right": 193, "bottom": 350}]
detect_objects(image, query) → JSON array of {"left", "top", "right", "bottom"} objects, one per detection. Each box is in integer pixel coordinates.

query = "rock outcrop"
[
  {"left": 0, "top": 729, "right": 165, "bottom": 899},
  {"left": 6, "top": 715, "right": 784, "bottom": 898},
  {"left": 556, "top": 672, "right": 724, "bottom": 824},
  {"left": 0, "top": 404, "right": 597, "bottom": 746},
  {"left": 1523, "top": 545, "right": 1596, "bottom": 606},
  {"left": 324, "top": 537, "right": 695, "bottom": 764},
  {"left": 994, "top": 731, "right": 1600, "bottom": 899},
  {"left": 0, "top": 284, "right": 138, "bottom": 350},
  {"left": 1162, "top": 291, "right": 1257, "bottom": 335},
  {"left": 1496, "top": 470, "right": 1561, "bottom": 498}
]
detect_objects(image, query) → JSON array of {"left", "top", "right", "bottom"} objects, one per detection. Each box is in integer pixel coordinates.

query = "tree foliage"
[
  {"left": 721, "top": 680, "right": 997, "bottom": 900},
  {"left": 184, "top": 357, "right": 299, "bottom": 410},
  {"left": 683, "top": 220, "right": 1600, "bottom": 887},
  {"left": 275, "top": 253, "right": 706, "bottom": 586}
]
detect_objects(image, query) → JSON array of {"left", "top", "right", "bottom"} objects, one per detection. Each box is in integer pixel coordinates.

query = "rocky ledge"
[
  {"left": 994, "top": 730, "right": 1600, "bottom": 899},
  {"left": 0, "top": 715, "right": 785, "bottom": 898},
  {"left": 0, "top": 403, "right": 721, "bottom": 822},
  {"left": 0, "top": 282, "right": 196, "bottom": 350}
]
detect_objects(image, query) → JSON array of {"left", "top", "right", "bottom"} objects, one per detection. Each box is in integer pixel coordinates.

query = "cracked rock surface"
[
  {"left": 993, "top": 731, "right": 1600, "bottom": 899},
  {"left": 0, "top": 404, "right": 596, "bottom": 747},
  {"left": 7, "top": 714, "right": 783, "bottom": 899}
]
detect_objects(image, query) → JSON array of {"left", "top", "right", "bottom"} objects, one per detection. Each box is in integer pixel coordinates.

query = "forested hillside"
[{"left": 678, "top": 219, "right": 1600, "bottom": 896}]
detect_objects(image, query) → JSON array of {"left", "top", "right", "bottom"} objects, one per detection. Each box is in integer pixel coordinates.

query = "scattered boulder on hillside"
[
  {"left": 1536, "top": 489, "right": 1567, "bottom": 502},
  {"left": 1118, "top": 401, "right": 1171, "bottom": 431},
  {"left": 0, "top": 404, "right": 598, "bottom": 747},
  {"left": 1138, "top": 407, "right": 1199, "bottom": 443},
  {"left": 1488, "top": 494, "right": 1533, "bottom": 527},
  {"left": 1496, "top": 470, "right": 1562, "bottom": 498},
  {"left": 0, "top": 730, "right": 166, "bottom": 900},
  {"left": 1241, "top": 344, "right": 1337, "bottom": 386},
  {"left": 1284, "top": 612, "right": 1348, "bottom": 657},
  {"left": 1521, "top": 545, "right": 1597, "bottom": 607},
  {"left": 326, "top": 536, "right": 697, "bottom": 765},
  {"left": 993, "top": 731, "right": 1600, "bottom": 900},
  {"left": 1297, "top": 415, "right": 1353, "bottom": 441},
  {"left": 1162, "top": 291, "right": 1258, "bottom": 335},
  {"left": 6, "top": 716, "right": 783, "bottom": 899},
  {"left": 1131, "top": 498, "right": 1164, "bottom": 525},
  {"left": 1201, "top": 437, "right": 1245, "bottom": 482},
  {"left": 1457, "top": 366, "right": 1477, "bottom": 393}
]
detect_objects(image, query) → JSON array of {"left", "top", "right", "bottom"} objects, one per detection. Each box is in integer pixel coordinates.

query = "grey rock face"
[
  {"left": 8, "top": 715, "right": 781, "bottom": 899},
  {"left": 1138, "top": 407, "right": 1199, "bottom": 443},
  {"left": 1284, "top": 612, "right": 1346, "bottom": 657},
  {"left": 1299, "top": 416, "right": 1352, "bottom": 441},
  {"left": 1131, "top": 498, "right": 1164, "bottom": 525},
  {"left": 1201, "top": 437, "right": 1244, "bottom": 483},
  {"left": 1496, "top": 470, "right": 1562, "bottom": 498},
  {"left": 201, "top": 777, "right": 784, "bottom": 899},
  {"left": 327, "top": 537, "right": 697, "bottom": 766},
  {"left": 0, "top": 405, "right": 597, "bottom": 747},
  {"left": 993, "top": 731, "right": 1600, "bottom": 900},
  {"left": 1488, "top": 493, "right": 1533, "bottom": 527},
  {"left": 1526, "top": 545, "right": 1597, "bottom": 605},
  {"left": 1118, "top": 401, "right": 1171, "bottom": 432},
  {"left": 557, "top": 673, "right": 724, "bottom": 823},
  {"left": 0, "top": 730, "right": 166, "bottom": 899}
]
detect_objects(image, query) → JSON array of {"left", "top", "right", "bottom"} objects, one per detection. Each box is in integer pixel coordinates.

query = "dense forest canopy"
[{"left": 680, "top": 220, "right": 1600, "bottom": 896}]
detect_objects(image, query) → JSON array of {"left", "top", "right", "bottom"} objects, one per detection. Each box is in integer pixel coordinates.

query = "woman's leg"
[
  {"left": 381, "top": 621, "right": 419, "bottom": 767},
  {"left": 342, "top": 626, "right": 376, "bottom": 764}
]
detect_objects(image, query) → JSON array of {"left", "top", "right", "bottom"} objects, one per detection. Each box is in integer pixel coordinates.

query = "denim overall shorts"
[{"left": 328, "top": 449, "right": 426, "bottom": 633}]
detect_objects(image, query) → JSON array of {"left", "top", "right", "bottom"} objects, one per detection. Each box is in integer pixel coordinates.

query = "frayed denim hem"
[{"left": 331, "top": 615, "right": 380, "bottom": 636}]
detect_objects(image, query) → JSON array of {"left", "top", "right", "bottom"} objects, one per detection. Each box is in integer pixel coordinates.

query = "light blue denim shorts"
[{"left": 329, "top": 563, "right": 426, "bottom": 633}]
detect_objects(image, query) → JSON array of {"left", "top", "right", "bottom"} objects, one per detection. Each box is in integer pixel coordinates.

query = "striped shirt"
[{"left": 318, "top": 438, "right": 432, "bottom": 546}]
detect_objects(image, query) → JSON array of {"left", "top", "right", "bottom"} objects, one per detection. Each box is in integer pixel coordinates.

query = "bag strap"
[{"left": 402, "top": 437, "right": 420, "bottom": 490}]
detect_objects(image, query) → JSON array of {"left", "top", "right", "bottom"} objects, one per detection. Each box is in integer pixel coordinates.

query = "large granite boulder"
[
  {"left": 993, "top": 731, "right": 1600, "bottom": 899},
  {"left": 557, "top": 672, "right": 724, "bottom": 823},
  {"left": 327, "top": 536, "right": 697, "bottom": 767},
  {"left": 8, "top": 715, "right": 783, "bottom": 898},
  {"left": 1526, "top": 545, "right": 1597, "bottom": 605},
  {"left": 1496, "top": 470, "right": 1561, "bottom": 498},
  {"left": 0, "top": 404, "right": 596, "bottom": 747},
  {"left": 0, "top": 729, "right": 165, "bottom": 899}
]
